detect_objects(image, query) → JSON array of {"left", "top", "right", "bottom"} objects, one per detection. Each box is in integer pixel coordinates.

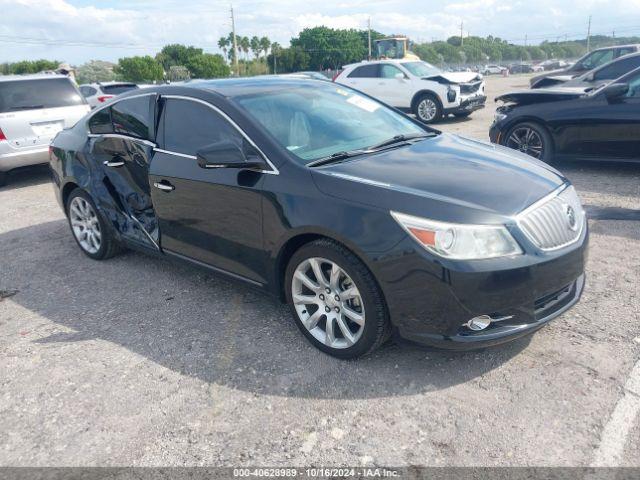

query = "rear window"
[
  {"left": 0, "top": 78, "right": 86, "bottom": 113},
  {"left": 101, "top": 84, "right": 139, "bottom": 95}
]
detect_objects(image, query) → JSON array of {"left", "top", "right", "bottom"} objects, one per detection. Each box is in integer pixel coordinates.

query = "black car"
[
  {"left": 50, "top": 77, "right": 587, "bottom": 359},
  {"left": 490, "top": 67, "right": 640, "bottom": 163},
  {"left": 530, "top": 44, "right": 639, "bottom": 88},
  {"left": 560, "top": 53, "right": 640, "bottom": 90}
]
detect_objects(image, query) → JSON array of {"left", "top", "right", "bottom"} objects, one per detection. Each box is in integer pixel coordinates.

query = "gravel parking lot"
[{"left": 1, "top": 74, "right": 639, "bottom": 467}]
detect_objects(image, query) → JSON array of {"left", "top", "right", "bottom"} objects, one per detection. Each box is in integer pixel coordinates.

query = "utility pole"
[
  {"left": 586, "top": 15, "right": 592, "bottom": 52},
  {"left": 460, "top": 21, "right": 464, "bottom": 46},
  {"left": 524, "top": 34, "right": 528, "bottom": 47},
  {"left": 368, "top": 17, "right": 372, "bottom": 60},
  {"left": 230, "top": 5, "right": 239, "bottom": 76}
]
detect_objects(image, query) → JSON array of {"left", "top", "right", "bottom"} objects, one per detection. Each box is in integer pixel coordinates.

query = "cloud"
[{"left": 0, "top": 0, "right": 638, "bottom": 64}]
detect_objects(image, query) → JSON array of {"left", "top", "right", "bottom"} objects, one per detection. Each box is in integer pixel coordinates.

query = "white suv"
[
  {"left": 335, "top": 60, "right": 486, "bottom": 123},
  {"left": 0, "top": 74, "right": 90, "bottom": 186}
]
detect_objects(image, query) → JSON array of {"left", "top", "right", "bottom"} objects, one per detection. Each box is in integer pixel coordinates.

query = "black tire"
[
  {"left": 504, "top": 121, "right": 554, "bottom": 163},
  {"left": 0, "top": 171, "right": 7, "bottom": 187},
  {"left": 66, "top": 188, "right": 121, "bottom": 260},
  {"left": 413, "top": 93, "right": 443, "bottom": 124},
  {"left": 285, "top": 239, "right": 391, "bottom": 359}
]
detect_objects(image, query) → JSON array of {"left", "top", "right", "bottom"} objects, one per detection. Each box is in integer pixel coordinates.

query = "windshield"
[
  {"left": 0, "top": 78, "right": 86, "bottom": 113},
  {"left": 235, "top": 84, "right": 429, "bottom": 164},
  {"left": 401, "top": 61, "right": 441, "bottom": 78}
]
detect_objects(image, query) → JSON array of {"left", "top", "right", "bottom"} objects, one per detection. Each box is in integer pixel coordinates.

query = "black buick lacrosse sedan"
[{"left": 50, "top": 78, "right": 587, "bottom": 359}]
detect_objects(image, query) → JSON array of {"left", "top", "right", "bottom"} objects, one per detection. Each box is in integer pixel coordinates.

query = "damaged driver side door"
[{"left": 87, "top": 93, "right": 160, "bottom": 249}]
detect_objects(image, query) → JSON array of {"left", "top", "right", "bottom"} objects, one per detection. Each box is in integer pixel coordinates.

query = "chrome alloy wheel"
[
  {"left": 417, "top": 98, "right": 437, "bottom": 122},
  {"left": 291, "top": 257, "right": 365, "bottom": 349},
  {"left": 506, "top": 127, "right": 544, "bottom": 159},
  {"left": 69, "top": 196, "right": 102, "bottom": 254}
]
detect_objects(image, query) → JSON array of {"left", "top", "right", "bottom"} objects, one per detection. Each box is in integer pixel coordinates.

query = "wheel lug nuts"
[
  {"left": 325, "top": 306, "right": 331, "bottom": 313},
  {"left": 325, "top": 288, "right": 331, "bottom": 294},
  {"left": 334, "top": 295, "right": 340, "bottom": 301},
  {"left": 319, "top": 294, "right": 324, "bottom": 300},
  {"left": 334, "top": 307, "right": 340, "bottom": 313}
]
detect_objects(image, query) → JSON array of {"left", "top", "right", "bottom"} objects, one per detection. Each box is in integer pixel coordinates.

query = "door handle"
[
  {"left": 153, "top": 180, "right": 175, "bottom": 192},
  {"left": 103, "top": 160, "right": 125, "bottom": 167}
]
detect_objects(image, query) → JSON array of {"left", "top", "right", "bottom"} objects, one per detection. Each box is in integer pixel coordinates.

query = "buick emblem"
[{"left": 565, "top": 205, "right": 578, "bottom": 231}]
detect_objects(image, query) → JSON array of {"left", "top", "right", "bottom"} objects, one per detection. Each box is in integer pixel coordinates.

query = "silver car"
[
  {"left": 0, "top": 74, "right": 89, "bottom": 186},
  {"left": 79, "top": 82, "right": 139, "bottom": 108}
]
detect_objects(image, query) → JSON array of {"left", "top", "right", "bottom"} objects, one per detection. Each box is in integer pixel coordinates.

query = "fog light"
[{"left": 466, "top": 315, "right": 492, "bottom": 331}]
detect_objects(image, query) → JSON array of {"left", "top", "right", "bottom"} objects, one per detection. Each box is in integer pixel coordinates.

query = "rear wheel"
[
  {"left": 0, "top": 171, "right": 7, "bottom": 187},
  {"left": 285, "top": 239, "right": 391, "bottom": 359},
  {"left": 413, "top": 93, "right": 442, "bottom": 124},
  {"left": 504, "top": 122, "right": 554, "bottom": 163},
  {"left": 66, "top": 188, "right": 120, "bottom": 260}
]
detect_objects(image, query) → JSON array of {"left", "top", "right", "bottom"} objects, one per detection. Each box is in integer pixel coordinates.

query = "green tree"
[
  {"left": 156, "top": 44, "right": 203, "bottom": 71},
  {"left": 9, "top": 59, "right": 60, "bottom": 74},
  {"left": 76, "top": 60, "right": 117, "bottom": 84},
  {"left": 115, "top": 56, "right": 164, "bottom": 82},
  {"left": 218, "top": 37, "right": 230, "bottom": 61},
  {"left": 186, "top": 53, "right": 230, "bottom": 78},
  {"left": 267, "top": 46, "right": 309, "bottom": 73},
  {"left": 250, "top": 36, "right": 261, "bottom": 61},
  {"left": 291, "top": 26, "right": 366, "bottom": 70}
]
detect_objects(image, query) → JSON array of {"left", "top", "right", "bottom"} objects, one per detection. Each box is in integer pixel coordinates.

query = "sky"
[{"left": 2, "top": 0, "right": 640, "bottom": 65}]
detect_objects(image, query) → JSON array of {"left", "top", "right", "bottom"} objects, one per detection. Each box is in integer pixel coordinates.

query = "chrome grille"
[{"left": 517, "top": 185, "right": 585, "bottom": 251}]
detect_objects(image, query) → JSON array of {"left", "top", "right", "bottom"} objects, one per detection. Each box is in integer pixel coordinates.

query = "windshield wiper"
[
  {"left": 306, "top": 149, "right": 369, "bottom": 167},
  {"left": 367, "top": 133, "right": 434, "bottom": 151},
  {"left": 9, "top": 105, "right": 45, "bottom": 111}
]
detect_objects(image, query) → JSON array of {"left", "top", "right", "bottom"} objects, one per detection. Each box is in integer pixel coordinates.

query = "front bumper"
[
  {"left": 0, "top": 144, "right": 50, "bottom": 172},
  {"left": 377, "top": 225, "right": 588, "bottom": 350},
  {"left": 445, "top": 95, "right": 487, "bottom": 115}
]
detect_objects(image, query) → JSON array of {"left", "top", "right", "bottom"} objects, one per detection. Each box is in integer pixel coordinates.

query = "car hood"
[
  {"left": 496, "top": 88, "right": 587, "bottom": 105},
  {"left": 423, "top": 71, "right": 482, "bottom": 84},
  {"left": 311, "top": 133, "right": 565, "bottom": 223}
]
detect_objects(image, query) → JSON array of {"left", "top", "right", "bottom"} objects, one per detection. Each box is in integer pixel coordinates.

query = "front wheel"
[
  {"left": 285, "top": 239, "right": 391, "bottom": 359},
  {"left": 504, "top": 122, "right": 554, "bottom": 163},
  {"left": 413, "top": 94, "right": 442, "bottom": 124}
]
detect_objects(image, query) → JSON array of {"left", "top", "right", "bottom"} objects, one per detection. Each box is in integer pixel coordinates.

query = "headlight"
[
  {"left": 494, "top": 112, "right": 508, "bottom": 123},
  {"left": 391, "top": 211, "right": 523, "bottom": 260}
]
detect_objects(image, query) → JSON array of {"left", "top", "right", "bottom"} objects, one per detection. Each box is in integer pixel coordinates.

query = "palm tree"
[
  {"left": 218, "top": 37, "right": 229, "bottom": 62},
  {"left": 240, "top": 36, "right": 250, "bottom": 61},
  {"left": 259, "top": 37, "right": 271, "bottom": 61},
  {"left": 270, "top": 42, "right": 281, "bottom": 74},
  {"left": 250, "top": 36, "right": 261, "bottom": 61}
]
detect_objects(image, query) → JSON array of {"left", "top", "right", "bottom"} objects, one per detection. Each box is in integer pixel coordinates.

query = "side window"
[
  {"left": 161, "top": 98, "right": 242, "bottom": 156},
  {"left": 80, "top": 86, "right": 97, "bottom": 97},
  {"left": 111, "top": 95, "right": 155, "bottom": 140},
  {"left": 348, "top": 64, "right": 379, "bottom": 78},
  {"left": 617, "top": 47, "right": 637, "bottom": 57},
  {"left": 88, "top": 108, "right": 113, "bottom": 134},
  {"left": 581, "top": 50, "right": 614, "bottom": 70},
  {"left": 626, "top": 72, "right": 640, "bottom": 98},
  {"left": 595, "top": 56, "right": 640, "bottom": 81},
  {"left": 380, "top": 64, "right": 404, "bottom": 79}
]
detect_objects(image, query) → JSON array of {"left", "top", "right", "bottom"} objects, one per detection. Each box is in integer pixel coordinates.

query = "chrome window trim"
[
  {"left": 153, "top": 147, "right": 196, "bottom": 160},
  {"left": 88, "top": 133, "right": 156, "bottom": 148},
  {"left": 161, "top": 94, "right": 279, "bottom": 175}
]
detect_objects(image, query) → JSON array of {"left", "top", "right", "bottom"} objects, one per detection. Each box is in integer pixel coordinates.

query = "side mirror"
[
  {"left": 196, "top": 140, "right": 268, "bottom": 171},
  {"left": 585, "top": 72, "right": 595, "bottom": 82},
  {"left": 603, "top": 82, "right": 629, "bottom": 102}
]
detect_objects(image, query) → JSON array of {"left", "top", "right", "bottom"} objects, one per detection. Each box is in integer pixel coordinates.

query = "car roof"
[
  {"left": 0, "top": 73, "right": 71, "bottom": 83},
  {"left": 593, "top": 44, "right": 640, "bottom": 52},
  {"left": 170, "top": 76, "right": 335, "bottom": 97}
]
